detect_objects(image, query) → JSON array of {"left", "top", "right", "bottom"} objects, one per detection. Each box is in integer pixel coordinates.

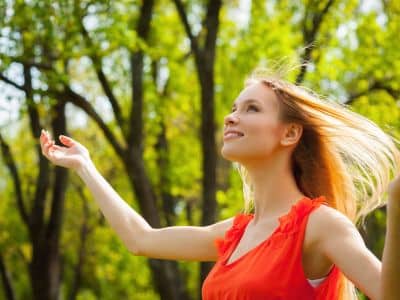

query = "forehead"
[{"left": 233, "top": 82, "right": 279, "bottom": 109}]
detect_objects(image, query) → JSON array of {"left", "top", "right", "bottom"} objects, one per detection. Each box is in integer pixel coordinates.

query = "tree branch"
[
  {"left": 57, "top": 87, "right": 125, "bottom": 158},
  {"left": 0, "top": 72, "right": 25, "bottom": 91},
  {"left": 345, "top": 79, "right": 400, "bottom": 105},
  {"left": 127, "top": 0, "right": 154, "bottom": 148},
  {"left": 203, "top": 0, "right": 222, "bottom": 55},
  {"left": 172, "top": 0, "right": 201, "bottom": 56},
  {"left": 0, "top": 133, "right": 29, "bottom": 225},
  {"left": 77, "top": 16, "right": 125, "bottom": 135},
  {"left": 0, "top": 254, "right": 16, "bottom": 300},
  {"left": 296, "top": 0, "right": 335, "bottom": 84}
]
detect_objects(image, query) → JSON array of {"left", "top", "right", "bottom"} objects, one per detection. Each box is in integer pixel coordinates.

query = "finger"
[
  {"left": 43, "top": 130, "right": 54, "bottom": 144},
  {"left": 44, "top": 141, "right": 55, "bottom": 156},
  {"left": 40, "top": 129, "right": 48, "bottom": 146},
  {"left": 41, "top": 142, "right": 52, "bottom": 159},
  {"left": 59, "top": 135, "right": 75, "bottom": 147},
  {"left": 40, "top": 131, "right": 52, "bottom": 151},
  {"left": 49, "top": 144, "right": 65, "bottom": 152},
  {"left": 44, "top": 130, "right": 51, "bottom": 139}
]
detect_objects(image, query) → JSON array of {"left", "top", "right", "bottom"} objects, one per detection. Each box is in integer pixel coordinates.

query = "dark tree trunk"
[
  {"left": 197, "top": 57, "right": 218, "bottom": 285},
  {"left": 0, "top": 254, "right": 16, "bottom": 300},
  {"left": 29, "top": 99, "right": 68, "bottom": 300},
  {"left": 122, "top": 1, "right": 191, "bottom": 298},
  {"left": 124, "top": 160, "right": 191, "bottom": 300},
  {"left": 172, "top": 2, "right": 222, "bottom": 293},
  {"left": 68, "top": 195, "right": 90, "bottom": 300},
  {"left": 296, "top": 0, "right": 335, "bottom": 84}
]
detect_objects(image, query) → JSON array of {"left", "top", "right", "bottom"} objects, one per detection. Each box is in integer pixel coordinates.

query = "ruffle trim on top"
[
  {"left": 215, "top": 213, "right": 253, "bottom": 257},
  {"left": 277, "top": 196, "right": 327, "bottom": 233},
  {"left": 214, "top": 196, "right": 328, "bottom": 257}
]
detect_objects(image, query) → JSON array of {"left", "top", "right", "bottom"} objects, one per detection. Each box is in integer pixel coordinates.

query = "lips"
[{"left": 223, "top": 129, "right": 244, "bottom": 140}]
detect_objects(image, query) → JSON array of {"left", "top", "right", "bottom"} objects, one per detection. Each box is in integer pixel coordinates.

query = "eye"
[{"left": 247, "top": 105, "right": 258, "bottom": 112}]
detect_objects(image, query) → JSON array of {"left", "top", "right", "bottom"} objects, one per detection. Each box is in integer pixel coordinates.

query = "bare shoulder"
[
  {"left": 307, "top": 204, "right": 365, "bottom": 249},
  {"left": 206, "top": 217, "right": 234, "bottom": 238},
  {"left": 306, "top": 204, "right": 381, "bottom": 300}
]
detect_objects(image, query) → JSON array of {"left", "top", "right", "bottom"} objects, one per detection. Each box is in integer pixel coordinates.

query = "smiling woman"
[
  {"left": 39, "top": 67, "right": 400, "bottom": 300},
  {"left": 209, "top": 69, "right": 400, "bottom": 300}
]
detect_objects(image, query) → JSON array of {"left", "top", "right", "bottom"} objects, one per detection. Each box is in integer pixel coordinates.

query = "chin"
[{"left": 220, "top": 146, "right": 245, "bottom": 163}]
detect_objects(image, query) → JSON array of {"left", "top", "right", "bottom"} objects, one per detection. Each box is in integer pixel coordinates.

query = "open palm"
[{"left": 40, "top": 130, "right": 91, "bottom": 171}]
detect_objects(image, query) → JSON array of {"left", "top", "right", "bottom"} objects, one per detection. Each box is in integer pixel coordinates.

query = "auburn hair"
[{"left": 236, "top": 68, "right": 400, "bottom": 300}]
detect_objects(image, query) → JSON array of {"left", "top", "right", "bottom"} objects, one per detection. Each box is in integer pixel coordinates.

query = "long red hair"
[{"left": 236, "top": 69, "right": 400, "bottom": 299}]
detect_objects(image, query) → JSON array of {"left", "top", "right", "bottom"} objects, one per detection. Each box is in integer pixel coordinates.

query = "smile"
[{"left": 223, "top": 131, "right": 244, "bottom": 141}]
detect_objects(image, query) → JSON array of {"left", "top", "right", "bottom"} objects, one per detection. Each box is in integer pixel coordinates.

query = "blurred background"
[{"left": 0, "top": 0, "right": 399, "bottom": 299}]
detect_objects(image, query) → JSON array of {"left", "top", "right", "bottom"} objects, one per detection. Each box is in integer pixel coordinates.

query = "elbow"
[
  {"left": 124, "top": 229, "right": 151, "bottom": 256},
  {"left": 126, "top": 241, "right": 142, "bottom": 256}
]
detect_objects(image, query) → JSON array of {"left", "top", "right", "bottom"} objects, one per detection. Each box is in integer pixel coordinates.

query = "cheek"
[
  {"left": 221, "top": 121, "right": 283, "bottom": 162},
  {"left": 252, "top": 120, "right": 282, "bottom": 145},
  {"left": 248, "top": 119, "right": 285, "bottom": 154}
]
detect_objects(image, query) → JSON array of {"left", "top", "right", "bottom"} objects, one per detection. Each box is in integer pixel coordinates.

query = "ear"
[{"left": 280, "top": 123, "right": 303, "bottom": 146}]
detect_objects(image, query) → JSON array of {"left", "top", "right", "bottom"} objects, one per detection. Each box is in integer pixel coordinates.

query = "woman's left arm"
[
  {"left": 313, "top": 174, "right": 400, "bottom": 300},
  {"left": 311, "top": 206, "right": 381, "bottom": 299},
  {"left": 381, "top": 175, "right": 400, "bottom": 300}
]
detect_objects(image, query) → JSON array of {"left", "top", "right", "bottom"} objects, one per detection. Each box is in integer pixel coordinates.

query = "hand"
[{"left": 40, "top": 129, "right": 91, "bottom": 171}]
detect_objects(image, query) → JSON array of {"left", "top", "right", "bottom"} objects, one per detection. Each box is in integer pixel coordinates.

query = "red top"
[{"left": 202, "top": 196, "right": 345, "bottom": 300}]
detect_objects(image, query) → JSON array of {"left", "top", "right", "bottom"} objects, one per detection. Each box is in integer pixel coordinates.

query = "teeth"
[{"left": 225, "top": 133, "right": 243, "bottom": 138}]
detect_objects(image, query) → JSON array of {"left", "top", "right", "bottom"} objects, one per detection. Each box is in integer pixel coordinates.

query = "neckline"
[{"left": 222, "top": 196, "right": 309, "bottom": 268}]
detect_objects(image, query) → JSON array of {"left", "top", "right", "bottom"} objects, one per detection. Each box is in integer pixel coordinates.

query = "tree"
[{"left": 1, "top": 1, "right": 400, "bottom": 299}]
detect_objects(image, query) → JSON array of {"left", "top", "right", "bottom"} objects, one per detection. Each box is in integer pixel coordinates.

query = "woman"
[{"left": 40, "top": 71, "right": 400, "bottom": 299}]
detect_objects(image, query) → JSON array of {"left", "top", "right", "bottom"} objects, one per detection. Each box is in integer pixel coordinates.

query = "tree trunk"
[
  {"left": 0, "top": 254, "right": 16, "bottom": 300},
  {"left": 29, "top": 99, "right": 68, "bottom": 300},
  {"left": 197, "top": 59, "right": 218, "bottom": 285},
  {"left": 123, "top": 155, "right": 191, "bottom": 300}
]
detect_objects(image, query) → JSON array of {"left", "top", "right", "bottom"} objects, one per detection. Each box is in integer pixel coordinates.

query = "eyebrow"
[{"left": 232, "top": 99, "right": 261, "bottom": 108}]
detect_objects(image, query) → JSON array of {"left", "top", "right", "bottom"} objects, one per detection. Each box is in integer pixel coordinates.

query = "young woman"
[{"left": 40, "top": 71, "right": 400, "bottom": 300}]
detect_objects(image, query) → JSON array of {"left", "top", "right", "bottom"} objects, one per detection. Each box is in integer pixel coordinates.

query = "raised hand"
[{"left": 40, "top": 129, "right": 91, "bottom": 171}]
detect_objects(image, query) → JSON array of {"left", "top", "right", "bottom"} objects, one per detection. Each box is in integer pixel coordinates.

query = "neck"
[{"left": 242, "top": 151, "right": 305, "bottom": 224}]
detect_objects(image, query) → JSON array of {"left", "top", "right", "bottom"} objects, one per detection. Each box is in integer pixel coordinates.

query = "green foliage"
[{"left": 1, "top": 0, "right": 399, "bottom": 299}]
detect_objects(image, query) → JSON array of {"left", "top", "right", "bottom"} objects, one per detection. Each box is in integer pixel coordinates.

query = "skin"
[{"left": 40, "top": 82, "right": 399, "bottom": 300}]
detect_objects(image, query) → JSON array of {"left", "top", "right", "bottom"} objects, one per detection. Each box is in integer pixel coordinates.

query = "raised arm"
[
  {"left": 381, "top": 175, "right": 400, "bottom": 300},
  {"left": 40, "top": 130, "right": 232, "bottom": 261}
]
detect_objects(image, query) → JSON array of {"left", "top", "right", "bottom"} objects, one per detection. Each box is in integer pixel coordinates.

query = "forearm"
[
  {"left": 381, "top": 199, "right": 400, "bottom": 300},
  {"left": 76, "top": 160, "right": 151, "bottom": 253}
]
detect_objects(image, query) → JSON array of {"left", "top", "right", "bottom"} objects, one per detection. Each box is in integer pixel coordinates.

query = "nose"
[{"left": 224, "top": 112, "right": 239, "bottom": 127}]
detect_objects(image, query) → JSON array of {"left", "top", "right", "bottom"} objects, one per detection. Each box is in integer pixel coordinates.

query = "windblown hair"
[{"left": 236, "top": 67, "right": 400, "bottom": 300}]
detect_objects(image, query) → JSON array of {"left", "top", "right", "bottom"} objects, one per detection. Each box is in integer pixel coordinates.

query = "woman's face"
[{"left": 221, "top": 82, "right": 287, "bottom": 164}]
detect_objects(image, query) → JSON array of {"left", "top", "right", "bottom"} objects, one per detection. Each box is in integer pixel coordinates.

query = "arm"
[
  {"left": 313, "top": 175, "right": 400, "bottom": 300},
  {"left": 381, "top": 176, "right": 400, "bottom": 300},
  {"left": 40, "top": 130, "right": 232, "bottom": 261},
  {"left": 309, "top": 206, "right": 381, "bottom": 300},
  {"left": 78, "top": 161, "right": 233, "bottom": 260}
]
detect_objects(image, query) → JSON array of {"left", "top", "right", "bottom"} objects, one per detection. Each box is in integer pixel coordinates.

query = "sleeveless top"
[{"left": 202, "top": 196, "right": 345, "bottom": 300}]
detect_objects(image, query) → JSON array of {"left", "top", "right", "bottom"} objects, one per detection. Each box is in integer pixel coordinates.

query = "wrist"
[{"left": 75, "top": 159, "right": 96, "bottom": 178}]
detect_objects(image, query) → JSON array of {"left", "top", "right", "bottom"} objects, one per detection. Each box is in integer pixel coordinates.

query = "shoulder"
[
  {"left": 206, "top": 216, "right": 235, "bottom": 238},
  {"left": 306, "top": 204, "right": 365, "bottom": 253},
  {"left": 306, "top": 204, "right": 380, "bottom": 300},
  {"left": 309, "top": 204, "right": 355, "bottom": 230}
]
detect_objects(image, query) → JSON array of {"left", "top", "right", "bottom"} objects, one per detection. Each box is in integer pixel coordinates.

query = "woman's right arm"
[
  {"left": 40, "top": 130, "right": 232, "bottom": 261},
  {"left": 77, "top": 161, "right": 232, "bottom": 261}
]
